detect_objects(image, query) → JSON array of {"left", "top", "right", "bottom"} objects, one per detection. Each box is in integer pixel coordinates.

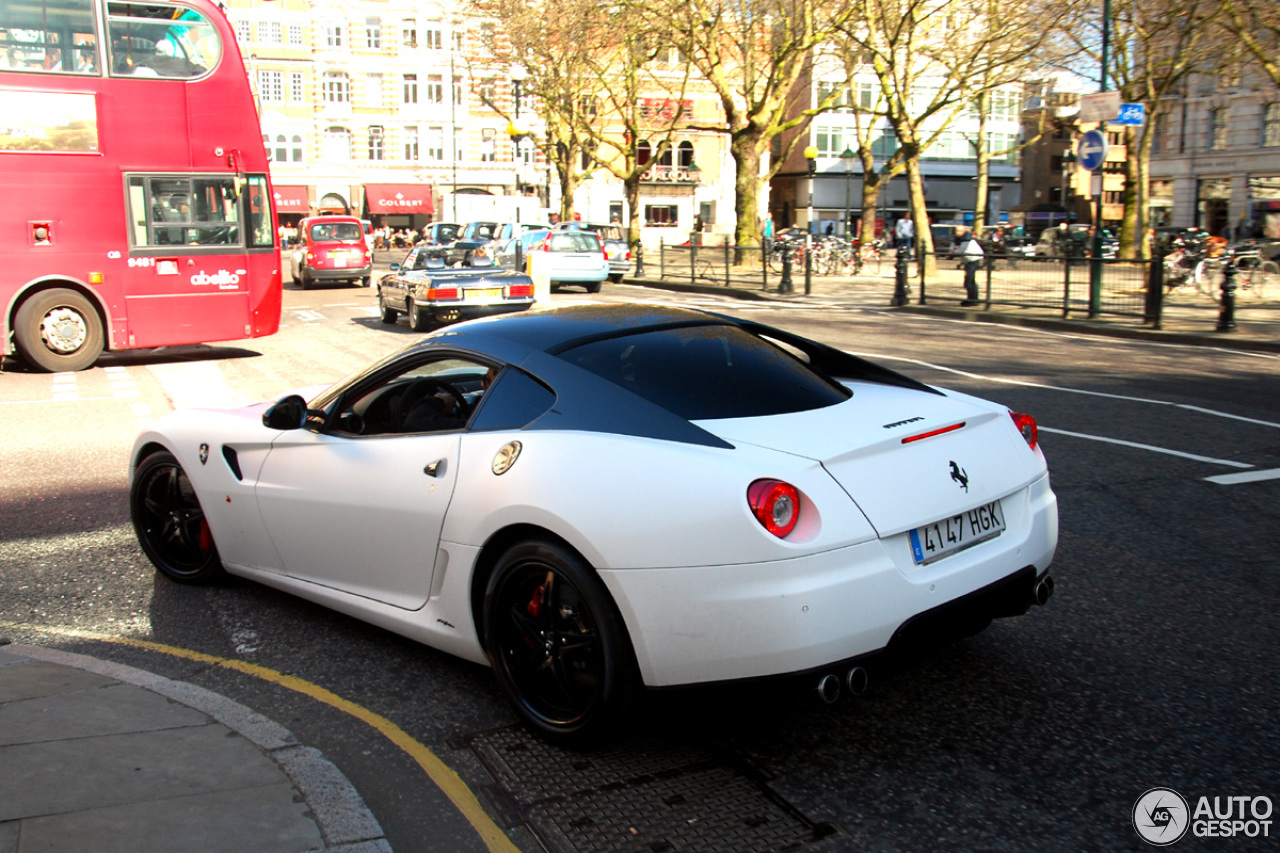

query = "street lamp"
[
  {"left": 508, "top": 64, "right": 528, "bottom": 217},
  {"left": 803, "top": 145, "right": 818, "bottom": 295},
  {"left": 840, "top": 146, "right": 855, "bottom": 239}
]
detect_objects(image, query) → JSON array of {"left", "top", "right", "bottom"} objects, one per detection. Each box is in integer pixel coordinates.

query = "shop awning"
[
  {"left": 364, "top": 183, "right": 434, "bottom": 215},
  {"left": 272, "top": 185, "right": 311, "bottom": 214}
]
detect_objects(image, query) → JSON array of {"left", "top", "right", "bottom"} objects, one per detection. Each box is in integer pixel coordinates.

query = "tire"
[
  {"left": 290, "top": 264, "right": 300, "bottom": 286},
  {"left": 378, "top": 290, "right": 399, "bottom": 324},
  {"left": 130, "top": 451, "right": 225, "bottom": 584},
  {"left": 408, "top": 297, "right": 433, "bottom": 332},
  {"left": 484, "top": 539, "right": 638, "bottom": 745},
  {"left": 14, "top": 288, "right": 104, "bottom": 372},
  {"left": 300, "top": 270, "right": 312, "bottom": 291},
  {"left": 359, "top": 275, "right": 372, "bottom": 288},
  {"left": 608, "top": 273, "right": 623, "bottom": 283},
  {"left": 585, "top": 279, "right": 602, "bottom": 294},
  {"left": 1194, "top": 260, "right": 1221, "bottom": 297}
]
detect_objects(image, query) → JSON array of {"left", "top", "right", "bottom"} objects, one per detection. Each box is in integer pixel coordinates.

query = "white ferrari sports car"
[{"left": 130, "top": 304, "right": 1057, "bottom": 743}]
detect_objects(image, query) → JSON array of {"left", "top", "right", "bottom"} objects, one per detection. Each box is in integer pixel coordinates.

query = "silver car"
[
  {"left": 496, "top": 229, "right": 609, "bottom": 293},
  {"left": 553, "top": 222, "right": 631, "bottom": 282}
]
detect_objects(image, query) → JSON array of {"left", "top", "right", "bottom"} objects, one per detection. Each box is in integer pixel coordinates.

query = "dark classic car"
[{"left": 377, "top": 242, "right": 536, "bottom": 331}]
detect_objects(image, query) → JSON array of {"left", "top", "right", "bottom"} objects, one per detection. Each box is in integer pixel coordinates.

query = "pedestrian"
[
  {"left": 691, "top": 214, "right": 704, "bottom": 246},
  {"left": 895, "top": 216, "right": 914, "bottom": 255},
  {"left": 825, "top": 221, "right": 835, "bottom": 236},
  {"left": 763, "top": 217, "right": 774, "bottom": 258},
  {"left": 958, "top": 227, "right": 982, "bottom": 306}
]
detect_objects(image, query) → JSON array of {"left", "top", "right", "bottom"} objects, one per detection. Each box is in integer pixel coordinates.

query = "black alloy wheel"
[
  {"left": 485, "top": 539, "right": 638, "bottom": 745},
  {"left": 130, "top": 451, "right": 225, "bottom": 584}
]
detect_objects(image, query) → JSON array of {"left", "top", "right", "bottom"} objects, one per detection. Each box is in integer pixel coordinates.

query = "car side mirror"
[
  {"left": 390, "top": 263, "right": 401, "bottom": 272},
  {"left": 262, "top": 394, "right": 308, "bottom": 430}
]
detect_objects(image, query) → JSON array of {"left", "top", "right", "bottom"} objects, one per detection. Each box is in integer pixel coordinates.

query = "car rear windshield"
[
  {"left": 557, "top": 324, "right": 850, "bottom": 420},
  {"left": 547, "top": 232, "right": 600, "bottom": 253},
  {"left": 311, "top": 222, "right": 362, "bottom": 241}
]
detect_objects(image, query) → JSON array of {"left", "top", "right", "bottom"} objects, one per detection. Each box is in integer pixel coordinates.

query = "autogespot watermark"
[{"left": 1134, "top": 787, "right": 1275, "bottom": 846}]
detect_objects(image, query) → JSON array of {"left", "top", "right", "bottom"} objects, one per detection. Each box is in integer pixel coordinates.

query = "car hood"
[{"left": 693, "top": 382, "right": 1045, "bottom": 536}]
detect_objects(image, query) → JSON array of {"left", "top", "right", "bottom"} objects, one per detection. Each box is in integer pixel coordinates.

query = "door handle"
[{"left": 424, "top": 459, "right": 446, "bottom": 477}]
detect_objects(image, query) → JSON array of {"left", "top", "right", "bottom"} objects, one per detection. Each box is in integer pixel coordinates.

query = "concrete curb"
[{"left": 8, "top": 644, "right": 392, "bottom": 853}]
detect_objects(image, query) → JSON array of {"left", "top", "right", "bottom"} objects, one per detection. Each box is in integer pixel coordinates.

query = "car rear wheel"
[
  {"left": 14, "top": 288, "right": 104, "bottom": 372},
  {"left": 484, "top": 539, "right": 638, "bottom": 745},
  {"left": 608, "top": 273, "right": 623, "bottom": 283},
  {"left": 585, "top": 280, "right": 602, "bottom": 293},
  {"left": 130, "top": 451, "right": 225, "bottom": 585},
  {"left": 408, "top": 297, "right": 434, "bottom": 332}
]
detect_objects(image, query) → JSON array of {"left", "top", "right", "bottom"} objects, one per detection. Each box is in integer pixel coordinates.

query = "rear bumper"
[
  {"left": 305, "top": 264, "right": 372, "bottom": 281},
  {"left": 599, "top": 472, "right": 1057, "bottom": 687},
  {"left": 425, "top": 299, "right": 534, "bottom": 321}
]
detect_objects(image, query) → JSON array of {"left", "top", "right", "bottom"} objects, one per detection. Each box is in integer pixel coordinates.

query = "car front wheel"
[
  {"left": 484, "top": 539, "right": 638, "bottom": 745},
  {"left": 378, "top": 289, "right": 399, "bottom": 324},
  {"left": 130, "top": 451, "right": 224, "bottom": 584}
]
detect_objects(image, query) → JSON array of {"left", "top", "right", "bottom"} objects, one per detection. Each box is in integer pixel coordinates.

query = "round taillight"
[
  {"left": 747, "top": 479, "right": 801, "bottom": 538},
  {"left": 1009, "top": 411, "right": 1038, "bottom": 449}
]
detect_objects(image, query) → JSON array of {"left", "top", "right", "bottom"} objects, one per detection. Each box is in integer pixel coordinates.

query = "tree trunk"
[{"left": 730, "top": 133, "right": 764, "bottom": 247}]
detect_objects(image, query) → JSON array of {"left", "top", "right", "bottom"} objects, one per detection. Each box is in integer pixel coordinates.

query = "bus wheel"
[{"left": 14, "top": 289, "right": 104, "bottom": 372}]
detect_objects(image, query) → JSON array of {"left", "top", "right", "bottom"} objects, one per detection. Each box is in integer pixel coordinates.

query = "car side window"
[{"left": 332, "top": 357, "right": 496, "bottom": 437}]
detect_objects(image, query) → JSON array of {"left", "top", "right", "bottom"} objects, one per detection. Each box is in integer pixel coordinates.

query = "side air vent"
[{"left": 222, "top": 446, "right": 243, "bottom": 481}]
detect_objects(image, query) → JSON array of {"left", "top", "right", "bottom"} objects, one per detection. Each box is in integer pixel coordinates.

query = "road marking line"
[
  {"left": 5, "top": 626, "right": 518, "bottom": 853},
  {"left": 1038, "top": 427, "right": 1253, "bottom": 468},
  {"left": 1204, "top": 468, "right": 1280, "bottom": 485}
]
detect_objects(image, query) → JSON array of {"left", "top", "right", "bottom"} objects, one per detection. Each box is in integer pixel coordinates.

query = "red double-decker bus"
[{"left": 1, "top": 0, "right": 281, "bottom": 372}]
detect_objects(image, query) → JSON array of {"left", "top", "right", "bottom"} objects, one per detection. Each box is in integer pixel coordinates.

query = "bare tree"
[
  {"left": 1218, "top": 0, "right": 1280, "bottom": 87},
  {"left": 1057, "top": 0, "right": 1222, "bottom": 257}
]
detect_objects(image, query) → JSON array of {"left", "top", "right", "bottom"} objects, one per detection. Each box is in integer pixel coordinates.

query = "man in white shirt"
[
  {"left": 895, "top": 217, "right": 914, "bottom": 253},
  {"left": 959, "top": 227, "right": 982, "bottom": 306}
]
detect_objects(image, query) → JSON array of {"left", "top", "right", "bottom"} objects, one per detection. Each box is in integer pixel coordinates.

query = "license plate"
[
  {"left": 465, "top": 288, "right": 502, "bottom": 301},
  {"left": 908, "top": 500, "right": 1005, "bottom": 565},
  {"left": 332, "top": 256, "right": 348, "bottom": 267}
]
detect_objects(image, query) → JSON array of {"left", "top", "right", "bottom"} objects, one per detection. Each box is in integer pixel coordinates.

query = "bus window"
[
  {"left": 244, "top": 175, "right": 276, "bottom": 249},
  {"left": 128, "top": 175, "right": 242, "bottom": 247},
  {"left": 0, "top": 0, "right": 99, "bottom": 74},
  {"left": 107, "top": 3, "right": 220, "bottom": 79}
]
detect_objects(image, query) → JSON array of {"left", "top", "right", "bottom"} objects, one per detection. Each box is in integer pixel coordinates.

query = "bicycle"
[{"left": 1195, "top": 244, "right": 1277, "bottom": 298}]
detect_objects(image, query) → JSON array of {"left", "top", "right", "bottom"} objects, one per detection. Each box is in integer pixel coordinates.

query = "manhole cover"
[{"left": 467, "top": 727, "right": 836, "bottom": 853}]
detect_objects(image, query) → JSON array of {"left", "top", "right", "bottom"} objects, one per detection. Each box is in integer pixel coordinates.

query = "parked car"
[
  {"left": 554, "top": 221, "right": 631, "bottom": 282},
  {"left": 460, "top": 221, "right": 499, "bottom": 243},
  {"left": 360, "top": 219, "right": 375, "bottom": 254},
  {"left": 422, "top": 222, "right": 462, "bottom": 246},
  {"left": 289, "top": 215, "right": 373, "bottom": 289},
  {"left": 495, "top": 229, "right": 609, "bottom": 292},
  {"left": 129, "top": 304, "right": 1058, "bottom": 744},
  {"left": 488, "top": 221, "right": 552, "bottom": 252},
  {"left": 376, "top": 242, "right": 535, "bottom": 331}
]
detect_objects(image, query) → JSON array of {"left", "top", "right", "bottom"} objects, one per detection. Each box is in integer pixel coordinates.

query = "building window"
[
  {"left": 403, "top": 74, "right": 418, "bottom": 104},
  {"left": 678, "top": 140, "right": 694, "bottom": 168},
  {"left": 814, "top": 126, "right": 845, "bottom": 157},
  {"left": 291, "top": 134, "right": 304, "bottom": 162},
  {"left": 366, "top": 73, "right": 383, "bottom": 107},
  {"left": 325, "top": 23, "right": 342, "bottom": 47},
  {"left": 404, "top": 126, "right": 419, "bottom": 160},
  {"left": 273, "top": 134, "right": 287, "bottom": 162},
  {"left": 481, "top": 128, "right": 496, "bottom": 162},
  {"left": 453, "top": 76, "right": 464, "bottom": 106},
  {"left": 288, "top": 24, "right": 304, "bottom": 47},
  {"left": 235, "top": 19, "right": 250, "bottom": 45},
  {"left": 323, "top": 126, "right": 350, "bottom": 160},
  {"left": 426, "top": 127, "right": 444, "bottom": 161},
  {"left": 644, "top": 204, "right": 678, "bottom": 226},
  {"left": 402, "top": 19, "right": 416, "bottom": 47},
  {"left": 479, "top": 78, "right": 496, "bottom": 107},
  {"left": 260, "top": 21, "right": 282, "bottom": 45},
  {"left": 427, "top": 74, "right": 444, "bottom": 104},
  {"left": 817, "top": 82, "right": 850, "bottom": 113},
  {"left": 365, "top": 17, "right": 381, "bottom": 49},
  {"left": 368, "top": 126, "right": 384, "bottom": 160},
  {"left": 324, "top": 72, "right": 350, "bottom": 103},
  {"left": 290, "top": 72, "right": 305, "bottom": 103},
  {"left": 258, "top": 70, "right": 283, "bottom": 102},
  {"left": 1264, "top": 103, "right": 1280, "bottom": 148},
  {"left": 424, "top": 22, "right": 443, "bottom": 50},
  {"left": 1210, "top": 108, "right": 1228, "bottom": 150}
]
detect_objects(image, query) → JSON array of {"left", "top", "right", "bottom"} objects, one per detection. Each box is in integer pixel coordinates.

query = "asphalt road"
[{"left": 1, "top": 277, "right": 1277, "bottom": 852}]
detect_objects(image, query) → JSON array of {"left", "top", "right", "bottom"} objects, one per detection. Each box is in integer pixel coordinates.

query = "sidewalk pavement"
[
  {"left": 0, "top": 642, "right": 391, "bottom": 853},
  {"left": 628, "top": 271, "right": 1280, "bottom": 353}
]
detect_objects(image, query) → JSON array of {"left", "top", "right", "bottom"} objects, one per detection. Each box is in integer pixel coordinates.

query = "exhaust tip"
[
  {"left": 844, "top": 666, "right": 869, "bottom": 696},
  {"left": 1034, "top": 575, "right": 1055, "bottom": 607},
  {"left": 816, "top": 674, "right": 840, "bottom": 704}
]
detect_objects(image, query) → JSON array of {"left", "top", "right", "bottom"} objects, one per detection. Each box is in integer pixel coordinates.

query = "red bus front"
[{"left": 1, "top": 0, "right": 282, "bottom": 371}]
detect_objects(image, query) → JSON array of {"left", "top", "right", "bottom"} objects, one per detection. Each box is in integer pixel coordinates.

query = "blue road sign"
[
  {"left": 1077, "top": 130, "right": 1109, "bottom": 171},
  {"left": 1115, "top": 103, "right": 1145, "bottom": 125}
]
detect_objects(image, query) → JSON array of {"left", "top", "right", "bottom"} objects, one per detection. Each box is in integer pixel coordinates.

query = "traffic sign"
[
  {"left": 1115, "top": 103, "right": 1145, "bottom": 125},
  {"left": 1077, "top": 130, "right": 1109, "bottom": 171}
]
